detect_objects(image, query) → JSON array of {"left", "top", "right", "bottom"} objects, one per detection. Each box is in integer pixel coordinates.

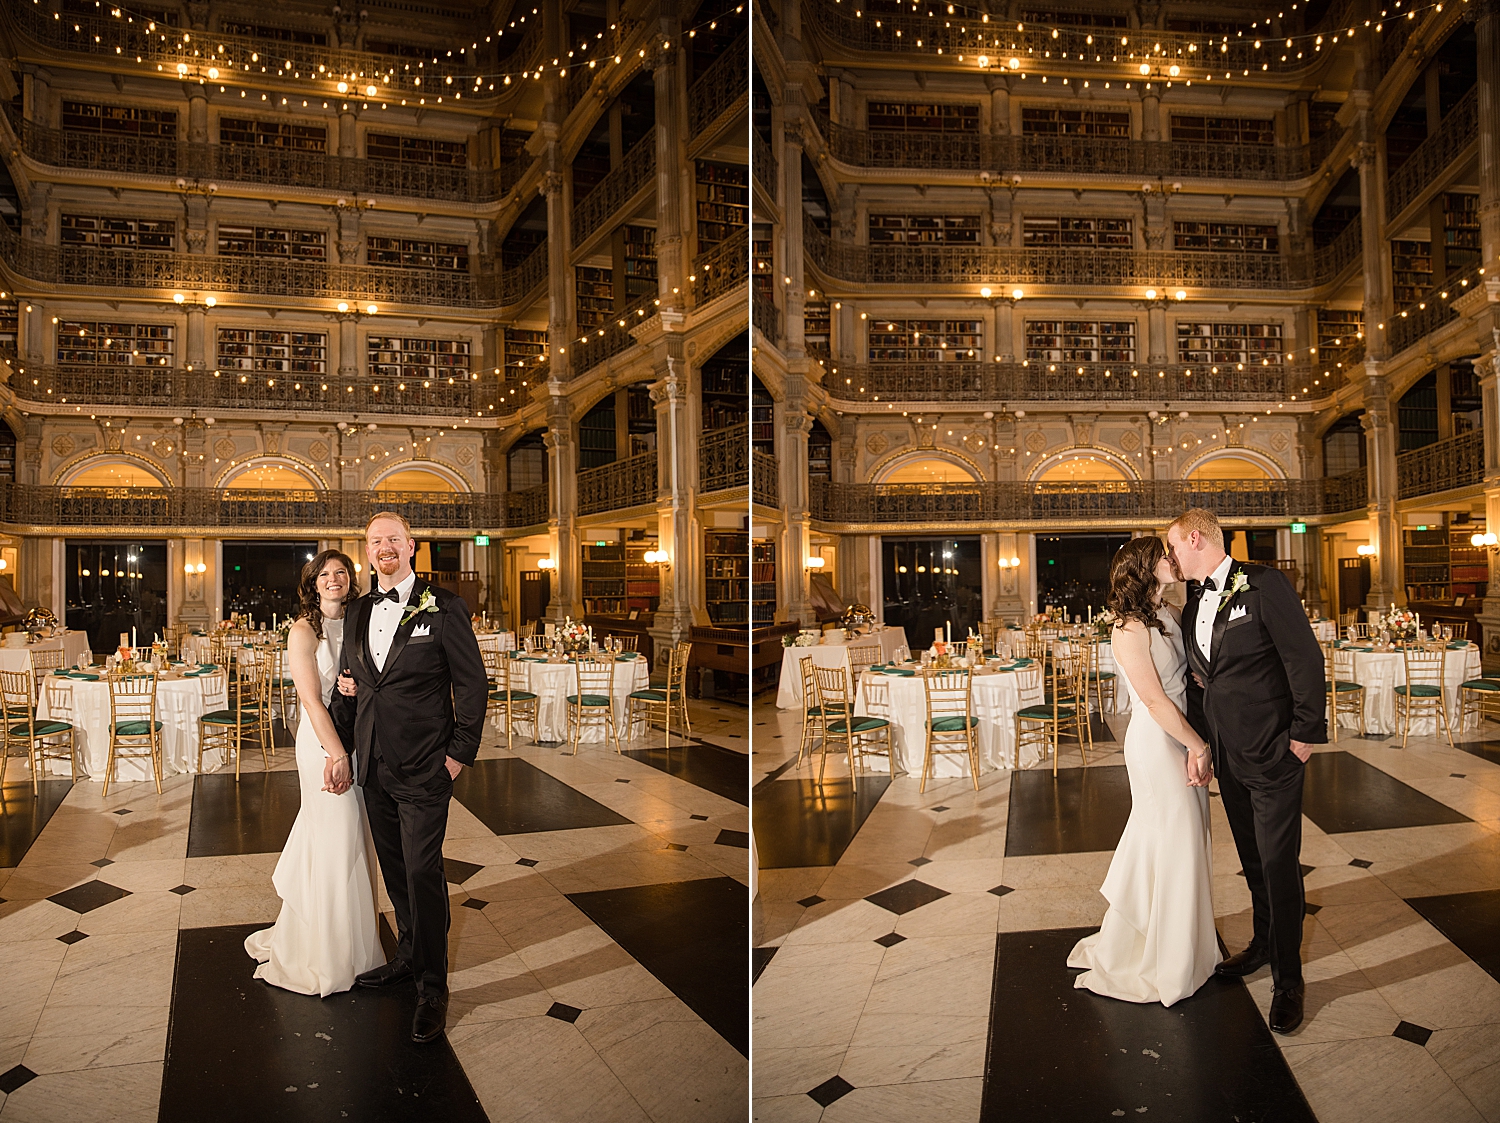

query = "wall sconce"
[
  {"left": 536, "top": 558, "right": 557, "bottom": 570},
  {"left": 643, "top": 549, "right": 671, "bottom": 567},
  {"left": 1356, "top": 544, "right": 1377, "bottom": 557},
  {"left": 998, "top": 555, "right": 1022, "bottom": 568},
  {"left": 805, "top": 556, "right": 826, "bottom": 570},
  {"left": 183, "top": 562, "right": 207, "bottom": 575},
  {"left": 981, "top": 286, "right": 1025, "bottom": 307},
  {"left": 1471, "top": 532, "right": 1498, "bottom": 549}
]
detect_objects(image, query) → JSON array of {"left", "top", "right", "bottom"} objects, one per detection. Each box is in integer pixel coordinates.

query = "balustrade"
[
  {"left": 752, "top": 451, "right": 779, "bottom": 506},
  {"left": 1386, "top": 268, "right": 1475, "bottom": 355},
  {"left": 576, "top": 450, "right": 658, "bottom": 515},
  {"left": 1386, "top": 86, "right": 1478, "bottom": 221},
  {"left": 507, "top": 484, "right": 549, "bottom": 528},
  {"left": 753, "top": 129, "right": 777, "bottom": 194},
  {"left": 689, "top": 35, "right": 748, "bottom": 139},
  {"left": 699, "top": 424, "right": 749, "bottom": 493},
  {"left": 572, "top": 129, "right": 657, "bottom": 247},
  {"left": 1397, "top": 430, "right": 1484, "bottom": 499},
  {"left": 693, "top": 234, "right": 749, "bottom": 305},
  {"left": 752, "top": 292, "right": 781, "bottom": 343}
]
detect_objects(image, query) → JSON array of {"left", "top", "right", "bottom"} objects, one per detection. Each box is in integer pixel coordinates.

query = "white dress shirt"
[
  {"left": 369, "top": 570, "right": 416, "bottom": 673},
  {"left": 1195, "top": 554, "right": 1235, "bottom": 662}
]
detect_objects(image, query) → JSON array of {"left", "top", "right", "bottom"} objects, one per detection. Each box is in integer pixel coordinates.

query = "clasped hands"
[{"left": 328, "top": 671, "right": 464, "bottom": 787}]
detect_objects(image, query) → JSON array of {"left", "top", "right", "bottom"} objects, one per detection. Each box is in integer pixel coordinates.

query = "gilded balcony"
[
  {"left": 692, "top": 234, "right": 750, "bottom": 305},
  {"left": 700, "top": 424, "right": 749, "bottom": 494},
  {"left": 577, "top": 450, "right": 658, "bottom": 516},
  {"left": 1396, "top": 431, "right": 1484, "bottom": 500}
]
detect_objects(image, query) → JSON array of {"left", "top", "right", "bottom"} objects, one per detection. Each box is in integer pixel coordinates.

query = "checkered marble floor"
[
  {"left": 0, "top": 699, "right": 748, "bottom": 1123},
  {"left": 751, "top": 691, "right": 1500, "bottom": 1122}
]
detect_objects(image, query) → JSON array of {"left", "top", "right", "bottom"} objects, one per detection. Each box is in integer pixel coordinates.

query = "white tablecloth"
[
  {"left": 1053, "top": 639, "right": 1127, "bottom": 715},
  {"left": 854, "top": 666, "right": 1046, "bottom": 776},
  {"left": 500, "top": 656, "right": 650, "bottom": 743},
  {"left": 37, "top": 672, "right": 230, "bottom": 781},
  {"left": 0, "top": 633, "right": 94, "bottom": 673},
  {"left": 1338, "top": 644, "right": 1482, "bottom": 736},
  {"left": 1312, "top": 621, "right": 1337, "bottom": 642},
  {"left": 775, "top": 629, "right": 909, "bottom": 709}
]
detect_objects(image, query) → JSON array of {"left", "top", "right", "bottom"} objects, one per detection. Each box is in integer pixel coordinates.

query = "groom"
[
  {"left": 1167, "top": 508, "right": 1325, "bottom": 1035},
  {"left": 331, "top": 511, "right": 488, "bottom": 1043}
]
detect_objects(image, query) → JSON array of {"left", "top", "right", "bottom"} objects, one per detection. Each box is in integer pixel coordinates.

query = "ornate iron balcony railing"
[
  {"left": 693, "top": 232, "right": 749, "bottom": 305},
  {"left": 689, "top": 34, "right": 748, "bottom": 139},
  {"left": 753, "top": 129, "right": 777, "bottom": 194},
  {"left": 577, "top": 450, "right": 658, "bottom": 515},
  {"left": 699, "top": 423, "right": 749, "bottom": 493},
  {"left": 0, "top": 222, "right": 545, "bottom": 310},
  {"left": 821, "top": 361, "right": 1340, "bottom": 404},
  {"left": 572, "top": 292, "right": 660, "bottom": 376},
  {"left": 5, "top": 2, "right": 542, "bottom": 102},
  {"left": 0, "top": 484, "right": 510, "bottom": 531},
  {"left": 7, "top": 363, "right": 517, "bottom": 418},
  {"left": 804, "top": 223, "right": 1352, "bottom": 292},
  {"left": 1386, "top": 267, "right": 1476, "bottom": 355},
  {"left": 752, "top": 291, "right": 781, "bottom": 343},
  {"left": 573, "top": 128, "right": 657, "bottom": 247},
  {"left": 565, "top": 19, "right": 645, "bottom": 115},
  {"left": 810, "top": 473, "right": 1369, "bottom": 525},
  {"left": 1397, "top": 430, "right": 1484, "bottom": 499},
  {"left": 508, "top": 484, "right": 549, "bottom": 528},
  {"left": 802, "top": 0, "right": 1353, "bottom": 76},
  {"left": 752, "top": 451, "right": 779, "bottom": 506},
  {"left": 813, "top": 112, "right": 1336, "bottom": 181},
  {"left": 1386, "top": 86, "right": 1478, "bottom": 221}
]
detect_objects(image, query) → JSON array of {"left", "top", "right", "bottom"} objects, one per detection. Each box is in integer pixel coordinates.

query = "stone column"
[
  {"left": 649, "top": 346, "right": 699, "bottom": 663},
  {"left": 1476, "top": 0, "right": 1500, "bottom": 296},
  {"left": 185, "top": 85, "right": 207, "bottom": 145},
  {"left": 338, "top": 109, "right": 357, "bottom": 159},
  {"left": 1361, "top": 372, "right": 1401, "bottom": 610},
  {"left": 779, "top": 392, "right": 814, "bottom": 624},
  {"left": 1141, "top": 90, "right": 1161, "bottom": 142},
  {"left": 987, "top": 75, "right": 1011, "bottom": 135},
  {"left": 544, "top": 397, "right": 580, "bottom": 621},
  {"left": 1296, "top": 420, "right": 1326, "bottom": 613},
  {"left": 781, "top": 127, "right": 807, "bottom": 358},
  {"left": 337, "top": 311, "right": 358, "bottom": 380},
  {"left": 18, "top": 536, "right": 53, "bottom": 612},
  {"left": 184, "top": 306, "right": 207, "bottom": 371},
  {"left": 177, "top": 536, "right": 212, "bottom": 629},
  {"left": 1475, "top": 343, "right": 1500, "bottom": 668},
  {"left": 1146, "top": 299, "right": 1169, "bottom": 365},
  {"left": 653, "top": 0, "right": 689, "bottom": 320}
]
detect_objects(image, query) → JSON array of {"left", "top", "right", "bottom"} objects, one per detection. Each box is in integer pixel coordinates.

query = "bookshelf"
[
  {"left": 626, "top": 383, "right": 657, "bottom": 456},
  {"left": 696, "top": 160, "right": 749, "bottom": 251},
  {"left": 866, "top": 102, "right": 980, "bottom": 133},
  {"left": 581, "top": 541, "right": 662, "bottom": 616},
  {"left": 1173, "top": 221, "right": 1278, "bottom": 253},
  {"left": 804, "top": 299, "right": 831, "bottom": 362},
  {"left": 576, "top": 265, "right": 615, "bottom": 330},
  {"left": 619, "top": 225, "right": 657, "bottom": 305},
  {"left": 868, "top": 214, "right": 981, "bottom": 245},
  {"left": 705, "top": 531, "right": 749, "bottom": 627},
  {"left": 702, "top": 353, "right": 748, "bottom": 431},
  {"left": 752, "top": 541, "right": 777, "bottom": 626},
  {"left": 1391, "top": 239, "right": 1433, "bottom": 308},
  {"left": 578, "top": 395, "right": 616, "bottom": 469},
  {"left": 752, "top": 380, "right": 775, "bottom": 457},
  {"left": 1399, "top": 525, "right": 1491, "bottom": 602},
  {"left": 867, "top": 318, "right": 983, "bottom": 362},
  {"left": 1449, "top": 527, "right": 1490, "bottom": 600},
  {"left": 1442, "top": 193, "right": 1480, "bottom": 275},
  {"left": 808, "top": 422, "right": 832, "bottom": 481},
  {"left": 504, "top": 328, "right": 548, "bottom": 375}
]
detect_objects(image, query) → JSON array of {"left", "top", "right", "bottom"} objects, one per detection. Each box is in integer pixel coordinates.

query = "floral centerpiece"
[
  {"left": 1383, "top": 605, "right": 1419, "bottom": 641},
  {"left": 783, "top": 629, "right": 820, "bottom": 648},
  {"left": 556, "top": 616, "right": 591, "bottom": 655},
  {"left": 1094, "top": 609, "right": 1117, "bottom": 639},
  {"left": 1033, "top": 605, "right": 1063, "bottom": 626}
]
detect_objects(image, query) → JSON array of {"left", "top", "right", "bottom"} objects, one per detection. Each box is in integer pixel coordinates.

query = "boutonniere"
[
  {"left": 1217, "top": 570, "right": 1250, "bottom": 613},
  {"left": 400, "top": 588, "right": 440, "bottom": 626}
]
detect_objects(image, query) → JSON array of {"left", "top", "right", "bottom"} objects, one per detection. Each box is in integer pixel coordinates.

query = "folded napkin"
[
  {"left": 1348, "top": 646, "right": 1374, "bottom": 653},
  {"left": 67, "top": 672, "right": 100, "bottom": 680},
  {"left": 184, "top": 663, "right": 219, "bottom": 675},
  {"left": 1448, "top": 641, "right": 1471, "bottom": 649},
  {"left": 1012, "top": 657, "right": 1035, "bottom": 666},
  {"left": 883, "top": 668, "right": 916, "bottom": 676},
  {"left": 52, "top": 669, "right": 72, "bottom": 676},
  {"left": 617, "top": 652, "right": 640, "bottom": 659}
]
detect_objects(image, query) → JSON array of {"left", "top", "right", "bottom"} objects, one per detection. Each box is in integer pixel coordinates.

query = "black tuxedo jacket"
[
  {"left": 1182, "top": 560, "right": 1326, "bottom": 780},
  {"left": 329, "top": 579, "right": 488, "bottom": 789}
]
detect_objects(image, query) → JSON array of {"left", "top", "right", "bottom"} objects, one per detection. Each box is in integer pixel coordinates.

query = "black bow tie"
[
  {"left": 1202, "top": 577, "right": 1217, "bottom": 591},
  {"left": 372, "top": 587, "right": 401, "bottom": 603}
]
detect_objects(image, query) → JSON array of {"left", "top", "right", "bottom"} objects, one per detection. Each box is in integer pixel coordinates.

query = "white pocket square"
[
  {"left": 1228, "top": 605, "right": 1248, "bottom": 621},
  {"left": 412, "top": 623, "right": 432, "bottom": 637}
]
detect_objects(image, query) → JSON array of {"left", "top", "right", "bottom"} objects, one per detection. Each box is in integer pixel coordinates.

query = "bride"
[
  {"left": 245, "top": 550, "right": 384, "bottom": 996},
  {"left": 1067, "top": 536, "right": 1219, "bottom": 1006}
]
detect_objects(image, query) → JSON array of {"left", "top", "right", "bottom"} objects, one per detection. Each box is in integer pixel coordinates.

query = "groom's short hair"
[
  {"left": 1169, "top": 507, "right": 1222, "bottom": 543},
  {"left": 365, "top": 510, "right": 413, "bottom": 539}
]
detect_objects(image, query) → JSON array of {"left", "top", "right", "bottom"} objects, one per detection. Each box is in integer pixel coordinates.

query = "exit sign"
[
  {"left": 473, "top": 535, "right": 490, "bottom": 546},
  {"left": 1290, "top": 522, "right": 1306, "bottom": 534},
  {"left": 1417, "top": 525, "right": 1429, "bottom": 532}
]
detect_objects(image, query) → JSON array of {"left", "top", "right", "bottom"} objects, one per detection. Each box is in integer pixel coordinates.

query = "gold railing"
[
  {"left": 577, "top": 450, "right": 657, "bottom": 515},
  {"left": 1386, "top": 86, "right": 1478, "bottom": 221},
  {"left": 572, "top": 128, "right": 657, "bottom": 246},
  {"left": 689, "top": 34, "right": 748, "bottom": 138},
  {"left": 699, "top": 424, "right": 748, "bottom": 493},
  {"left": 693, "top": 233, "right": 749, "bottom": 304},
  {"left": 1397, "top": 431, "right": 1484, "bottom": 499}
]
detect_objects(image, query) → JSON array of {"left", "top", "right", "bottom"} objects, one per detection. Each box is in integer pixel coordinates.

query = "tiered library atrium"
[{"left": 753, "top": 0, "right": 1500, "bottom": 1119}]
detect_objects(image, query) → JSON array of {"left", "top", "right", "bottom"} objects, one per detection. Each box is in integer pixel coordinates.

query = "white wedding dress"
[
  {"left": 1067, "top": 607, "right": 1219, "bottom": 1006},
  {"left": 245, "top": 618, "right": 385, "bottom": 996}
]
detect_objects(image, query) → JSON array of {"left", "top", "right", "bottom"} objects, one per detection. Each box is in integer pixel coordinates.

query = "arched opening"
[
  {"left": 1035, "top": 454, "right": 1129, "bottom": 483},
  {"left": 221, "top": 461, "right": 321, "bottom": 490},
  {"left": 376, "top": 468, "right": 459, "bottom": 493},
  {"left": 702, "top": 333, "right": 749, "bottom": 431},
  {"left": 65, "top": 460, "right": 170, "bottom": 488},
  {"left": 1324, "top": 411, "right": 1366, "bottom": 474},
  {"left": 1186, "top": 455, "right": 1273, "bottom": 481},
  {"left": 881, "top": 456, "right": 978, "bottom": 484},
  {"left": 508, "top": 429, "right": 548, "bottom": 489}
]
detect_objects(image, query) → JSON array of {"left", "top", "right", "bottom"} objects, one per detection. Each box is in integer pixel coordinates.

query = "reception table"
[
  {"left": 37, "top": 668, "right": 229, "bottom": 781},
  {"left": 853, "top": 663, "right": 1047, "bottom": 777},
  {"left": 775, "top": 628, "right": 910, "bottom": 710},
  {"left": 1334, "top": 642, "right": 1483, "bottom": 736},
  {"left": 501, "top": 655, "right": 650, "bottom": 744},
  {"left": 0, "top": 632, "right": 93, "bottom": 674}
]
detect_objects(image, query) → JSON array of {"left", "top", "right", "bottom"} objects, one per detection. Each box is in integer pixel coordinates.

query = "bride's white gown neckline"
[
  {"left": 1068, "top": 607, "right": 1219, "bottom": 1006},
  {"left": 245, "top": 617, "right": 385, "bottom": 996}
]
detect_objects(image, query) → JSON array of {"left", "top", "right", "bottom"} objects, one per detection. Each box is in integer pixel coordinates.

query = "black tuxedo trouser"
[
  {"left": 1215, "top": 750, "right": 1306, "bottom": 989},
  {"left": 362, "top": 752, "right": 451, "bottom": 999}
]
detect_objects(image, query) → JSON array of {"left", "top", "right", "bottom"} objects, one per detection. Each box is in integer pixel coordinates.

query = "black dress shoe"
[
  {"left": 1215, "top": 941, "right": 1271, "bottom": 977},
  {"left": 412, "top": 995, "right": 447, "bottom": 1043},
  {"left": 356, "top": 959, "right": 412, "bottom": 988},
  {"left": 1269, "top": 983, "right": 1305, "bottom": 1034}
]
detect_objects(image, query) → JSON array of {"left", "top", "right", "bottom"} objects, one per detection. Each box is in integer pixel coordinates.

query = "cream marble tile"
[
  {"left": 840, "top": 1012, "right": 989, "bottom": 1085},
  {"left": 72, "top": 890, "right": 182, "bottom": 936},
  {"left": 0, "top": 899, "right": 87, "bottom": 943},
  {"left": 995, "top": 885, "right": 1108, "bottom": 932},
  {"left": 751, "top": 942, "right": 886, "bottom": 1050},
  {"left": 463, "top": 863, "right": 564, "bottom": 903},
  {"left": 448, "top": 939, "right": 554, "bottom": 1026},
  {"left": 1368, "top": 954, "right": 1500, "bottom": 1033},
  {"left": 0, "top": 864, "right": 98, "bottom": 900},
  {"left": 46, "top": 932, "right": 176, "bottom": 1008},
  {"left": 755, "top": 867, "right": 834, "bottom": 903},
  {"left": 1305, "top": 863, "right": 1402, "bottom": 906},
  {"left": 1284, "top": 1036, "right": 1486, "bottom": 1123},
  {"left": 999, "top": 851, "right": 1115, "bottom": 890},
  {"left": 754, "top": 898, "right": 803, "bottom": 947},
  {"left": 858, "top": 934, "right": 996, "bottom": 1021},
  {"left": 502, "top": 824, "right": 665, "bottom": 863},
  {"left": 441, "top": 835, "right": 524, "bottom": 870},
  {"left": 180, "top": 852, "right": 279, "bottom": 888},
  {"left": 174, "top": 883, "right": 282, "bottom": 930},
  {"left": 892, "top": 892, "right": 1000, "bottom": 938},
  {"left": 814, "top": 861, "right": 919, "bottom": 902},
  {"left": 780, "top": 899, "right": 899, "bottom": 947},
  {"left": 751, "top": 1093, "right": 825, "bottom": 1123},
  {"left": 442, "top": 794, "right": 495, "bottom": 841},
  {"left": 751, "top": 1045, "right": 847, "bottom": 1099},
  {"left": 0, "top": 1060, "right": 161, "bottom": 1123},
  {"left": 482, "top": 890, "right": 594, "bottom": 953},
  {"left": 22, "top": 1005, "right": 169, "bottom": 1075},
  {"left": 819, "top": 1076, "right": 984, "bottom": 1123},
  {"left": 90, "top": 859, "right": 186, "bottom": 894},
  {"left": 535, "top": 847, "right": 721, "bottom": 895},
  {"left": 1427, "top": 1024, "right": 1500, "bottom": 1123}
]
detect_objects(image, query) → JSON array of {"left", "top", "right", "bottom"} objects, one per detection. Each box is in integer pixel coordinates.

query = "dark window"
[
  {"left": 219, "top": 22, "right": 328, "bottom": 45},
  {"left": 1170, "top": 116, "right": 1275, "bottom": 145},
  {"left": 866, "top": 102, "right": 980, "bottom": 132}
]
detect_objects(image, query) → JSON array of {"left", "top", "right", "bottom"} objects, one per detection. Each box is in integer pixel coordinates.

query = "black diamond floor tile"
[
  {"left": 90, "top": 857, "right": 114, "bottom": 868},
  {"left": 1302, "top": 751, "right": 1471, "bottom": 834},
  {"left": 1299, "top": 863, "right": 1315, "bottom": 877},
  {"left": 0, "top": 780, "right": 72, "bottom": 869},
  {"left": 1406, "top": 887, "right": 1500, "bottom": 985},
  {"left": 1393, "top": 1020, "right": 1433, "bottom": 1047},
  {"left": 188, "top": 771, "right": 301, "bottom": 858},
  {"left": 1305, "top": 902, "right": 1323, "bottom": 915},
  {"left": 1350, "top": 858, "right": 1373, "bottom": 869},
  {"left": 714, "top": 829, "right": 749, "bottom": 849},
  {"left": 112, "top": 808, "right": 133, "bottom": 816},
  {"left": 796, "top": 894, "right": 825, "bottom": 909},
  {"left": 1007, "top": 766, "right": 1132, "bottom": 856},
  {"left": 615, "top": 778, "right": 631, "bottom": 784},
  {"left": 874, "top": 932, "right": 907, "bottom": 947},
  {"left": 690, "top": 814, "right": 710, "bottom": 821},
  {"left": 930, "top": 805, "right": 950, "bottom": 813},
  {"left": 753, "top": 775, "right": 891, "bottom": 869},
  {"left": 988, "top": 885, "right": 1015, "bottom": 897},
  {"left": 47, "top": 880, "right": 131, "bottom": 915},
  {"left": 55, "top": 930, "right": 88, "bottom": 945},
  {"left": 1451, "top": 773, "right": 1467, "bottom": 779},
  {"left": 454, "top": 757, "right": 631, "bottom": 835},
  {"left": 169, "top": 884, "right": 196, "bottom": 896},
  {"left": 515, "top": 858, "right": 538, "bottom": 867},
  {"left": 443, "top": 857, "right": 484, "bottom": 885},
  {"left": 545, "top": 1002, "right": 582, "bottom": 1023},
  {"left": 459, "top": 898, "right": 488, "bottom": 910},
  {"left": 865, "top": 879, "right": 950, "bottom": 916},
  {"left": 752, "top": 946, "right": 777, "bottom": 984},
  {"left": 624, "top": 741, "right": 748, "bottom": 805},
  {"left": 665, "top": 843, "right": 689, "bottom": 852},
  {"left": 0, "top": 1064, "right": 37, "bottom": 1095},
  {"left": 808, "top": 1075, "right": 855, "bottom": 1107},
  {"left": 909, "top": 856, "right": 932, "bottom": 867}
]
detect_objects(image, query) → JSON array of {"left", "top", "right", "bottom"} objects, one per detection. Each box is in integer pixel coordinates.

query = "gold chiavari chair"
[
  {"left": 479, "top": 644, "right": 503, "bottom": 688},
  {"left": 920, "top": 669, "right": 979, "bottom": 792},
  {"left": 1017, "top": 644, "right": 1092, "bottom": 776},
  {"left": 524, "top": 633, "right": 550, "bottom": 654},
  {"left": 489, "top": 656, "right": 539, "bottom": 752},
  {"left": 190, "top": 666, "right": 231, "bottom": 772},
  {"left": 105, "top": 671, "right": 163, "bottom": 796},
  {"left": 199, "top": 661, "right": 270, "bottom": 779},
  {"left": 1346, "top": 622, "right": 1377, "bottom": 642},
  {"left": 1022, "top": 628, "right": 1051, "bottom": 663},
  {"left": 846, "top": 642, "right": 882, "bottom": 680},
  {"left": 1008, "top": 661, "right": 1044, "bottom": 768},
  {"left": 29, "top": 648, "right": 67, "bottom": 677},
  {"left": 567, "top": 655, "right": 621, "bottom": 756},
  {"left": 614, "top": 634, "right": 639, "bottom": 653},
  {"left": 851, "top": 667, "right": 894, "bottom": 776},
  {"left": 1323, "top": 639, "right": 1365, "bottom": 741},
  {"left": 628, "top": 645, "right": 691, "bottom": 748},
  {"left": 0, "top": 668, "right": 76, "bottom": 794},
  {"left": 1457, "top": 665, "right": 1500, "bottom": 731},
  {"left": 795, "top": 655, "right": 826, "bottom": 766},
  {"left": 1396, "top": 645, "right": 1453, "bottom": 749},
  {"left": 815, "top": 663, "right": 892, "bottom": 785},
  {"left": 268, "top": 644, "right": 299, "bottom": 733},
  {"left": 1085, "top": 633, "right": 1118, "bottom": 717},
  {"left": 1444, "top": 621, "right": 1469, "bottom": 641}
]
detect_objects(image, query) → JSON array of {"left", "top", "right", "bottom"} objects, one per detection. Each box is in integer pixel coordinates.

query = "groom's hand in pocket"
[
  {"left": 1289, "top": 739, "right": 1313, "bottom": 763},
  {"left": 444, "top": 755, "right": 463, "bottom": 781}
]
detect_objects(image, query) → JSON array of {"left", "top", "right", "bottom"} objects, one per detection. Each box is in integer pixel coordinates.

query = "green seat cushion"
[
  {"left": 200, "top": 709, "right": 255, "bottom": 725},
  {"left": 113, "top": 719, "right": 163, "bottom": 736},
  {"left": 827, "top": 717, "right": 890, "bottom": 733},
  {"left": 488, "top": 689, "right": 538, "bottom": 702},
  {"left": 1394, "top": 684, "right": 1442, "bottom": 697},
  {"left": 1018, "top": 704, "right": 1078, "bottom": 720},
  {"left": 566, "top": 693, "right": 612, "bottom": 707},
  {"left": 803, "top": 704, "right": 824, "bottom": 715},
  {"left": 1326, "top": 680, "right": 1363, "bottom": 693},
  {"left": 1462, "top": 679, "right": 1500, "bottom": 692},
  {"left": 927, "top": 715, "right": 978, "bottom": 732},
  {"left": 629, "top": 689, "right": 669, "bottom": 701},
  {"left": 8, "top": 720, "right": 71, "bottom": 737},
  {"left": 1088, "top": 671, "right": 1116, "bottom": 681}
]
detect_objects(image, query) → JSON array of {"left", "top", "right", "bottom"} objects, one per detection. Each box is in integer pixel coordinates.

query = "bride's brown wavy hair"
[
  {"left": 297, "top": 550, "right": 357, "bottom": 641},
  {"left": 1107, "top": 537, "right": 1167, "bottom": 634}
]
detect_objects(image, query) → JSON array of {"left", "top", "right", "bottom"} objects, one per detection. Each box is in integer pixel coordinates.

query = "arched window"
[
  {"left": 881, "top": 456, "right": 978, "bottom": 484},
  {"left": 1186, "top": 455, "right": 1272, "bottom": 481},
  {"left": 1035, "top": 455, "right": 1129, "bottom": 483},
  {"left": 376, "top": 468, "right": 458, "bottom": 493},
  {"left": 65, "top": 459, "right": 170, "bottom": 488},
  {"left": 221, "top": 461, "right": 321, "bottom": 490}
]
